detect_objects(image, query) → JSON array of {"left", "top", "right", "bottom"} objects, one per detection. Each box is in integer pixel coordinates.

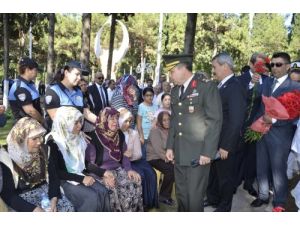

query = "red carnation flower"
[
  {"left": 191, "top": 80, "right": 197, "bottom": 88},
  {"left": 254, "top": 61, "right": 267, "bottom": 74}
]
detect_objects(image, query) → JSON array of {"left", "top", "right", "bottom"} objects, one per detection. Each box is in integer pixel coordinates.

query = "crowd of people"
[{"left": 0, "top": 50, "right": 300, "bottom": 212}]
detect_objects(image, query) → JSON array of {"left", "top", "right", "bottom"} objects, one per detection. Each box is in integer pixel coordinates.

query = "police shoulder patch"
[
  {"left": 45, "top": 95, "right": 52, "bottom": 104},
  {"left": 17, "top": 93, "right": 26, "bottom": 101}
]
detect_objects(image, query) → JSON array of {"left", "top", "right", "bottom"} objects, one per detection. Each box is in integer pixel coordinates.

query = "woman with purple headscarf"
[
  {"left": 110, "top": 74, "right": 141, "bottom": 127},
  {"left": 86, "top": 107, "right": 143, "bottom": 212}
]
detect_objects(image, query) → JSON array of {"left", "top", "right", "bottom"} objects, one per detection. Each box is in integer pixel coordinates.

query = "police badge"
[
  {"left": 17, "top": 93, "right": 26, "bottom": 101},
  {"left": 45, "top": 95, "right": 52, "bottom": 104}
]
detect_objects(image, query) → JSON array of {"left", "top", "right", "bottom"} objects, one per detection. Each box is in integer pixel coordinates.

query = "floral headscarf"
[
  {"left": 45, "top": 107, "right": 87, "bottom": 175},
  {"left": 114, "top": 74, "right": 138, "bottom": 106},
  {"left": 96, "top": 107, "right": 121, "bottom": 161},
  {"left": 7, "top": 117, "right": 47, "bottom": 185}
]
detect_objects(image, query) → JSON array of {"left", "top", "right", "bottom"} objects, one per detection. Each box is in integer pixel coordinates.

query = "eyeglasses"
[
  {"left": 96, "top": 77, "right": 104, "bottom": 80},
  {"left": 270, "top": 62, "right": 287, "bottom": 68}
]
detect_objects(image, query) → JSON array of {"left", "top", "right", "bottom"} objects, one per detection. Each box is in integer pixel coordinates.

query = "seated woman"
[
  {"left": 86, "top": 107, "right": 143, "bottom": 212},
  {"left": 147, "top": 111, "right": 175, "bottom": 206},
  {"left": 118, "top": 107, "right": 158, "bottom": 210},
  {"left": 154, "top": 93, "right": 171, "bottom": 118},
  {"left": 45, "top": 107, "right": 110, "bottom": 212},
  {"left": 0, "top": 117, "right": 74, "bottom": 212}
]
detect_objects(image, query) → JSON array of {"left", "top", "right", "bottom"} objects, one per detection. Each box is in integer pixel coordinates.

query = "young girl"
[{"left": 137, "top": 87, "right": 158, "bottom": 160}]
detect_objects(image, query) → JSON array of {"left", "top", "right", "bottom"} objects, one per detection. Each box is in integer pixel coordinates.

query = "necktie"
[
  {"left": 271, "top": 79, "right": 278, "bottom": 93},
  {"left": 99, "top": 86, "right": 107, "bottom": 107},
  {"left": 180, "top": 85, "right": 185, "bottom": 99}
]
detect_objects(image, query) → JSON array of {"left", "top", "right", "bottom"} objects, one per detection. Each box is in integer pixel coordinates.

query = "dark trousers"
[
  {"left": 206, "top": 154, "right": 236, "bottom": 211},
  {"left": 256, "top": 129, "right": 291, "bottom": 207},
  {"left": 148, "top": 159, "right": 174, "bottom": 199},
  {"left": 234, "top": 139, "right": 257, "bottom": 189},
  {"left": 61, "top": 180, "right": 111, "bottom": 212},
  {"left": 175, "top": 163, "right": 210, "bottom": 212}
]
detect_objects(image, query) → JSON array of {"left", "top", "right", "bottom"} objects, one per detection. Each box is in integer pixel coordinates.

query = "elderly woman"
[
  {"left": 0, "top": 117, "right": 74, "bottom": 212},
  {"left": 147, "top": 111, "right": 175, "bottom": 206},
  {"left": 110, "top": 74, "right": 140, "bottom": 127},
  {"left": 86, "top": 107, "right": 143, "bottom": 212},
  {"left": 45, "top": 107, "right": 110, "bottom": 212},
  {"left": 119, "top": 107, "right": 158, "bottom": 210}
]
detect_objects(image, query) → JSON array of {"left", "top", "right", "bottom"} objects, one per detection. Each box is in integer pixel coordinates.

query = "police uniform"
[
  {"left": 45, "top": 82, "right": 86, "bottom": 113},
  {"left": 8, "top": 76, "right": 42, "bottom": 121},
  {"left": 163, "top": 54, "right": 223, "bottom": 211}
]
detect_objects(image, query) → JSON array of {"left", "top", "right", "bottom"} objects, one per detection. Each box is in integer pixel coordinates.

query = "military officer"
[
  {"left": 164, "top": 54, "right": 223, "bottom": 212},
  {"left": 8, "top": 57, "right": 44, "bottom": 124}
]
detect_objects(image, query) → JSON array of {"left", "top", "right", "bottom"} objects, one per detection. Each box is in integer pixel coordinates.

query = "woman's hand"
[
  {"left": 82, "top": 132, "right": 92, "bottom": 143},
  {"left": 127, "top": 170, "right": 141, "bottom": 183},
  {"left": 103, "top": 170, "right": 116, "bottom": 188},
  {"left": 124, "top": 149, "right": 132, "bottom": 158},
  {"left": 139, "top": 136, "right": 145, "bottom": 145},
  {"left": 33, "top": 206, "right": 45, "bottom": 212},
  {"left": 50, "top": 197, "right": 58, "bottom": 212},
  {"left": 82, "top": 176, "right": 95, "bottom": 186}
]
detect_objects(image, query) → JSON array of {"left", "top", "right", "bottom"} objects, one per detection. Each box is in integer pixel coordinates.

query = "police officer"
[
  {"left": 8, "top": 57, "right": 44, "bottom": 124},
  {"left": 45, "top": 61, "right": 97, "bottom": 125},
  {"left": 163, "top": 54, "right": 223, "bottom": 212}
]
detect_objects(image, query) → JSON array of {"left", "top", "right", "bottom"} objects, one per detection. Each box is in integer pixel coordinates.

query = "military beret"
[{"left": 162, "top": 54, "right": 193, "bottom": 71}]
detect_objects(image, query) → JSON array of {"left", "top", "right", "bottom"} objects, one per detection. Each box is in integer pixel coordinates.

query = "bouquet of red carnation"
[
  {"left": 277, "top": 90, "right": 300, "bottom": 119},
  {"left": 254, "top": 61, "right": 268, "bottom": 74},
  {"left": 245, "top": 91, "right": 300, "bottom": 142}
]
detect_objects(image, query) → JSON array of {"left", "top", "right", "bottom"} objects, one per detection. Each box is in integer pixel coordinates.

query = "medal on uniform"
[{"left": 189, "top": 106, "right": 194, "bottom": 113}]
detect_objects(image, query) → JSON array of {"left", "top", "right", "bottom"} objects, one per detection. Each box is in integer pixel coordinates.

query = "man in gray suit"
[{"left": 164, "top": 54, "right": 223, "bottom": 211}]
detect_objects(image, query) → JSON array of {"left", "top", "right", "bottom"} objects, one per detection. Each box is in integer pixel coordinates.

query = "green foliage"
[
  {"left": 0, "top": 13, "right": 297, "bottom": 82},
  {"left": 289, "top": 13, "right": 300, "bottom": 60},
  {"left": 251, "top": 13, "right": 288, "bottom": 56}
]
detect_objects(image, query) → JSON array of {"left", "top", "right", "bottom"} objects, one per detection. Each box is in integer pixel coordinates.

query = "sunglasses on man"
[{"left": 270, "top": 62, "right": 288, "bottom": 68}]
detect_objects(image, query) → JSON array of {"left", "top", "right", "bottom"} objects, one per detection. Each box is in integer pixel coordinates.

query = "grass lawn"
[{"left": 0, "top": 117, "right": 13, "bottom": 146}]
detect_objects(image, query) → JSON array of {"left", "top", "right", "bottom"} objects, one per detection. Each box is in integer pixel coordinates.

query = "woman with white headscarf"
[
  {"left": 0, "top": 117, "right": 74, "bottom": 212},
  {"left": 45, "top": 106, "right": 110, "bottom": 212}
]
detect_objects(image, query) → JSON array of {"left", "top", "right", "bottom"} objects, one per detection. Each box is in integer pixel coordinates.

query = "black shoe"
[
  {"left": 159, "top": 198, "right": 175, "bottom": 206},
  {"left": 203, "top": 200, "right": 218, "bottom": 208},
  {"left": 244, "top": 186, "right": 258, "bottom": 197},
  {"left": 250, "top": 198, "right": 269, "bottom": 207}
]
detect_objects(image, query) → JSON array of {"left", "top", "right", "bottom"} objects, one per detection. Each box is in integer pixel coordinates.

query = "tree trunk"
[
  {"left": 80, "top": 13, "right": 91, "bottom": 73},
  {"left": 184, "top": 13, "right": 197, "bottom": 55},
  {"left": 46, "top": 13, "right": 55, "bottom": 84},
  {"left": 107, "top": 14, "right": 117, "bottom": 80},
  {"left": 3, "top": 14, "right": 9, "bottom": 79}
]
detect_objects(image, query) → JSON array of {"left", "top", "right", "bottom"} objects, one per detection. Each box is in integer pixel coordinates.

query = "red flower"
[
  {"left": 191, "top": 80, "right": 197, "bottom": 89},
  {"left": 277, "top": 90, "right": 300, "bottom": 119},
  {"left": 265, "top": 57, "right": 271, "bottom": 64},
  {"left": 250, "top": 91, "right": 300, "bottom": 136},
  {"left": 254, "top": 61, "right": 268, "bottom": 74}
]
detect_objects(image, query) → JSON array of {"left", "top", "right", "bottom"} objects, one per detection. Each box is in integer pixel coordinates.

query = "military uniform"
[{"left": 163, "top": 54, "right": 222, "bottom": 211}]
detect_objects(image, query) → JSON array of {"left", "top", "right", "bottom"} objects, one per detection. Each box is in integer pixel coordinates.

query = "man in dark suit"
[
  {"left": 235, "top": 53, "right": 270, "bottom": 197},
  {"left": 87, "top": 72, "right": 109, "bottom": 115},
  {"left": 205, "top": 52, "right": 247, "bottom": 212},
  {"left": 164, "top": 54, "right": 223, "bottom": 212},
  {"left": 250, "top": 52, "right": 300, "bottom": 212}
]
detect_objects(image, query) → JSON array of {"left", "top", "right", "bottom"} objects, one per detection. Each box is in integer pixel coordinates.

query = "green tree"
[
  {"left": 46, "top": 14, "right": 55, "bottom": 84},
  {"left": 184, "top": 13, "right": 197, "bottom": 55},
  {"left": 289, "top": 13, "right": 300, "bottom": 60},
  {"left": 80, "top": 13, "right": 92, "bottom": 71},
  {"left": 251, "top": 13, "right": 288, "bottom": 55}
]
